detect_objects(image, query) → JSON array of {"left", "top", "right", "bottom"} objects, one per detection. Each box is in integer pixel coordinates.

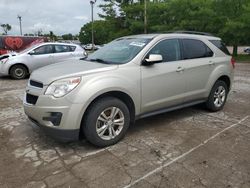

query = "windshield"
[{"left": 86, "top": 38, "right": 152, "bottom": 64}]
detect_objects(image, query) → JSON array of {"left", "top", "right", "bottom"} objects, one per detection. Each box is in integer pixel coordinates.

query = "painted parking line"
[{"left": 123, "top": 115, "right": 249, "bottom": 188}]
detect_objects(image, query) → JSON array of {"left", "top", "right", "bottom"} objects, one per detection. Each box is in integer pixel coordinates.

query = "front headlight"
[
  {"left": 45, "top": 77, "right": 81, "bottom": 98},
  {"left": 0, "top": 58, "right": 9, "bottom": 64}
]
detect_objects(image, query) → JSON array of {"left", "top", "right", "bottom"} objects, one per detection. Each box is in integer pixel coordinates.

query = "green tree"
[
  {"left": 213, "top": 0, "right": 250, "bottom": 56},
  {"left": 62, "top": 33, "right": 73, "bottom": 40},
  {"left": 79, "top": 20, "right": 112, "bottom": 44},
  {"left": 81, "top": 0, "right": 250, "bottom": 55},
  {"left": 1, "top": 23, "right": 12, "bottom": 35},
  {"left": 49, "top": 31, "right": 57, "bottom": 41}
]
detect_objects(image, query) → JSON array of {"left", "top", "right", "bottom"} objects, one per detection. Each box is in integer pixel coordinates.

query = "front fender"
[{"left": 65, "top": 68, "right": 141, "bottom": 127}]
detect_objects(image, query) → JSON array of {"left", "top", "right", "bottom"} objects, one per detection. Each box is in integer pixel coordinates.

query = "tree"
[
  {"left": 49, "top": 31, "right": 57, "bottom": 41},
  {"left": 1, "top": 24, "right": 12, "bottom": 35},
  {"left": 62, "top": 33, "right": 73, "bottom": 40},
  {"left": 213, "top": 0, "right": 250, "bottom": 56},
  {"left": 80, "top": 0, "right": 250, "bottom": 54},
  {"left": 79, "top": 20, "right": 112, "bottom": 44}
]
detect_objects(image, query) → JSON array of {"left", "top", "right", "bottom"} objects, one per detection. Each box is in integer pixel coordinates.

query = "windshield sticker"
[{"left": 129, "top": 42, "right": 146, "bottom": 47}]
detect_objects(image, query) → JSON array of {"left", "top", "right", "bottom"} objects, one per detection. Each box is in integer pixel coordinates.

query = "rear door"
[
  {"left": 180, "top": 38, "right": 215, "bottom": 102},
  {"left": 141, "top": 38, "right": 187, "bottom": 113},
  {"left": 53, "top": 45, "right": 76, "bottom": 63}
]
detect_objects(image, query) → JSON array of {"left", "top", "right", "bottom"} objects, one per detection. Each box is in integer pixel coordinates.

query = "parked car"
[
  {"left": 0, "top": 35, "right": 47, "bottom": 55},
  {"left": 84, "top": 44, "right": 98, "bottom": 51},
  {"left": 0, "top": 42, "right": 87, "bottom": 79},
  {"left": 23, "top": 32, "right": 234, "bottom": 147},
  {"left": 244, "top": 47, "right": 250, "bottom": 54}
]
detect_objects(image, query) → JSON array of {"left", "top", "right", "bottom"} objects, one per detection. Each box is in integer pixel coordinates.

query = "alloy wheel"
[{"left": 96, "top": 107, "right": 125, "bottom": 140}]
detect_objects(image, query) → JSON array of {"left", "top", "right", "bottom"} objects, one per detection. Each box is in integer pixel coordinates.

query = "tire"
[
  {"left": 83, "top": 97, "right": 130, "bottom": 147},
  {"left": 10, "top": 65, "right": 28, "bottom": 79},
  {"left": 206, "top": 80, "right": 228, "bottom": 112}
]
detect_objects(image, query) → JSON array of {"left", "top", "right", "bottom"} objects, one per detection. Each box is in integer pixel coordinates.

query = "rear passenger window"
[
  {"left": 182, "top": 39, "right": 213, "bottom": 60},
  {"left": 209, "top": 40, "right": 230, "bottom": 55},
  {"left": 147, "top": 39, "right": 181, "bottom": 62},
  {"left": 55, "top": 45, "right": 70, "bottom": 53}
]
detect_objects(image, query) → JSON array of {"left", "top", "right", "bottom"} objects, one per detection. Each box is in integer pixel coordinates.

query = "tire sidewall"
[
  {"left": 207, "top": 80, "right": 228, "bottom": 111},
  {"left": 83, "top": 97, "right": 130, "bottom": 147}
]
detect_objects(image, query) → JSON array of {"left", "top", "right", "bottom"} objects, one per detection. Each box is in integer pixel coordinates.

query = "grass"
[{"left": 234, "top": 54, "right": 250, "bottom": 63}]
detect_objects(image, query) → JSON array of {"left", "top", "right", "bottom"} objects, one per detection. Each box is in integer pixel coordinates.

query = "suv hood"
[{"left": 30, "top": 60, "right": 118, "bottom": 85}]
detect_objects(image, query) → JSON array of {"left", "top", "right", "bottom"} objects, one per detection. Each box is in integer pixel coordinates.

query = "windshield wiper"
[{"left": 89, "top": 58, "right": 111, "bottom": 64}]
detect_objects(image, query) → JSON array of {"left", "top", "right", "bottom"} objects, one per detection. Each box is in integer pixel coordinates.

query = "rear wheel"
[
  {"left": 83, "top": 97, "right": 130, "bottom": 147},
  {"left": 206, "top": 80, "right": 228, "bottom": 112},
  {"left": 10, "top": 65, "right": 28, "bottom": 79}
]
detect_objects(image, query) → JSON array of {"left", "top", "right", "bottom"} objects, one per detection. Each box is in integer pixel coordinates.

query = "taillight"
[{"left": 231, "top": 57, "right": 236, "bottom": 69}]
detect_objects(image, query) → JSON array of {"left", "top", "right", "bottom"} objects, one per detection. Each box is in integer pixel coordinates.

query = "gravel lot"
[{"left": 0, "top": 63, "right": 249, "bottom": 188}]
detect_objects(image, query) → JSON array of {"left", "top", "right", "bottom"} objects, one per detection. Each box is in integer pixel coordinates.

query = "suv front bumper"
[{"left": 23, "top": 92, "right": 84, "bottom": 142}]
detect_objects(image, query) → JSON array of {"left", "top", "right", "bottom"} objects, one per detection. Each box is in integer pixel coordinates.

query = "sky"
[{"left": 0, "top": 0, "right": 102, "bottom": 36}]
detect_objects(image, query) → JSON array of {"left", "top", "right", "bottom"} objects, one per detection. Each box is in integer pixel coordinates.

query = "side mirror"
[
  {"left": 143, "top": 54, "right": 163, "bottom": 65},
  {"left": 84, "top": 51, "right": 88, "bottom": 57},
  {"left": 28, "top": 50, "right": 35, "bottom": 55}
]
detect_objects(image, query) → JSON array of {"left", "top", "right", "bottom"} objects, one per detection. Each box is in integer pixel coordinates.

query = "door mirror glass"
[{"left": 143, "top": 54, "right": 163, "bottom": 65}]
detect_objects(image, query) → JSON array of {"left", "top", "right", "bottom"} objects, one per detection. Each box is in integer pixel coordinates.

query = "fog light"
[{"left": 43, "top": 112, "right": 62, "bottom": 126}]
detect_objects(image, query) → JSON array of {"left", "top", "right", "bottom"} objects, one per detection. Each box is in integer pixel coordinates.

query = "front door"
[
  {"left": 141, "top": 39, "right": 186, "bottom": 114},
  {"left": 27, "top": 44, "right": 54, "bottom": 71},
  {"left": 53, "top": 45, "right": 73, "bottom": 63}
]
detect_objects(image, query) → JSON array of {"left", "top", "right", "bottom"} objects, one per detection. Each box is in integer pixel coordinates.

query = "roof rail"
[{"left": 174, "top": 30, "right": 214, "bottom": 36}]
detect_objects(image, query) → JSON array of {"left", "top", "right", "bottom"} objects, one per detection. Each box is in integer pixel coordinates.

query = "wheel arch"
[
  {"left": 79, "top": 90, "right": 136, "bottom": 138},
  {"left": 217, "top": 75, "right": 231, "bottom": 90}
]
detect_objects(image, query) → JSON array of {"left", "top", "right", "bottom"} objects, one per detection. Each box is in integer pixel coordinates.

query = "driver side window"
[
  {"left": 148, "top": 39, "right": 181, "bottom": 63},
  {"left": 34, "top": 45, "right": 54, "bottom": 55}
]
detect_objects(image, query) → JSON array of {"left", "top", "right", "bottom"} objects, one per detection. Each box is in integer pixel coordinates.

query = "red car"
[{"left": 0, "top": 35, "right": 48, "bottom": 55}]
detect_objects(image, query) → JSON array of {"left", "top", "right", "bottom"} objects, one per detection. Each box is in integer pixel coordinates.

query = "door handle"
[
  {"left": 208, "top": 61, "right": 215, "bottom": 65},
  {"left": 176, "top": 67, "right": 184, "bottom": 72}
]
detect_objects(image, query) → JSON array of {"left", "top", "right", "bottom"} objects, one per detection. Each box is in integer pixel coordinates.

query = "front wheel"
[
  {"left": 10, "top": 65, "right": 28, "bottom": 79},
  {"left": 83, "top": 97, "right": 130, "bottom": 147},
  {"left": 206, "top": 80, "right": 228, "bottom": 112}
]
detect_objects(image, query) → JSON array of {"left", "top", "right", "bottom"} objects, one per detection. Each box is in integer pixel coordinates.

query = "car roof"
[
  {"left": 41, "top": 42, "right": 79, "bottom": 46},
  {"left": 121, "top": 33, "right": 221, "bottom": 41}
]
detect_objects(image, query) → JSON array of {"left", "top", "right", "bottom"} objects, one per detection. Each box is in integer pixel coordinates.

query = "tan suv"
[{"left": 23, "top": 32, "right": 235, "bottom": 147}]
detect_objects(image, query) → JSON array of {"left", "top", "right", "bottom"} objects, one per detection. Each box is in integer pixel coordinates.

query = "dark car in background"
[{"left": 0, "top": 35, "right": 48, "bottom": 55}]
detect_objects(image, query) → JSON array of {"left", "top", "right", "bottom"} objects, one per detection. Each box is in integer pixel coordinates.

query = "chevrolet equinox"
[{"left": 23, "top": 33, "right": 235, "bottom": 147}]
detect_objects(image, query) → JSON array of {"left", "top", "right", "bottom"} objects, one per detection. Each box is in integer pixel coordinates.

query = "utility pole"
[
  {"left": 17, "top": 15, "right": 22, "bottom": 35},
  {"left": 90, "top": 0, "right": 96, "bottom": 50},
  {"left": 144, "top": 0, "right": 147, "bottom": 34}
]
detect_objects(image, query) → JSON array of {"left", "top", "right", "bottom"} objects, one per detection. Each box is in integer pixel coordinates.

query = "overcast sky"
[{"left": 0, "top": 0, "right": 102, "bottom": 36}]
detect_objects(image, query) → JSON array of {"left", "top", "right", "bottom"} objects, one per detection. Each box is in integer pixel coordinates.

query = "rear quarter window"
[{"left": 209, "top": 40, "right": 230, "bottom": 55}]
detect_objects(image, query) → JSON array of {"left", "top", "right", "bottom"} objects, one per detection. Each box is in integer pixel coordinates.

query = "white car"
[
  {"left": 0, "top": 42, "right": 87, "bottom": 79},
  {"left": 84, "top": 44, "right": 98, "bottom": 50},
  {"left": 244, "top": 47, "right": 250, "bottom": 54}
]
